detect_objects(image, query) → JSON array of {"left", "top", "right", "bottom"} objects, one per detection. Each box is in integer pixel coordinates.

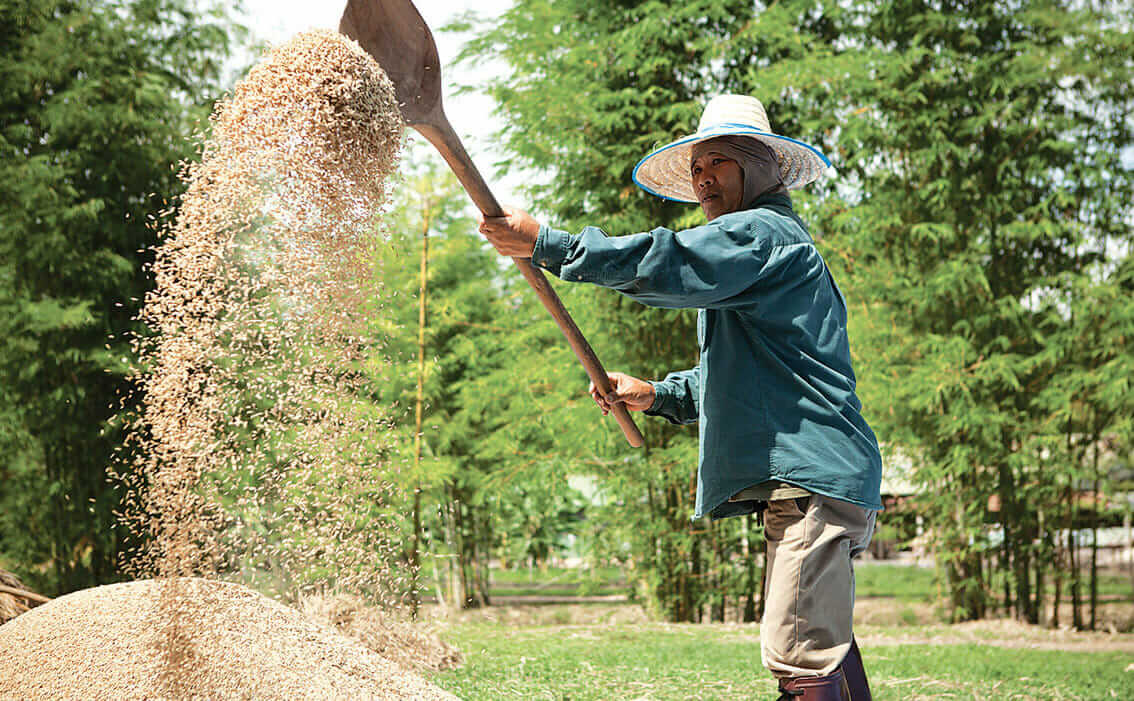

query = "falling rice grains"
[{"left": 110, "top": 30, "right": 427, "bottom": 697}]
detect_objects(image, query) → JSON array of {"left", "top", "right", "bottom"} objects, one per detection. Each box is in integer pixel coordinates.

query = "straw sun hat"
[{"left": 632, "top": 94, "right": 831, "bottom": 203}]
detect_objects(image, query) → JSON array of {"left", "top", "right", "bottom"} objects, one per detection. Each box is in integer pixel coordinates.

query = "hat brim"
[{"left": 632, "top": 126, "right": 832, "bottom": 203}]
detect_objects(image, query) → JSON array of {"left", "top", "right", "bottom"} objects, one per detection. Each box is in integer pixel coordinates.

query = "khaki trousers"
[{"left": 761, "top": 493, "right": 876, "bottom": 678}]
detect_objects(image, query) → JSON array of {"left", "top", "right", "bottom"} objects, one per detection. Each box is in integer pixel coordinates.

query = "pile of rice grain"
[
  {"left": 301, "top": 593, "right": 463, "bottom": 673},
  {"left": 0, "top": 579, "right": 456, "bottom": 700}
]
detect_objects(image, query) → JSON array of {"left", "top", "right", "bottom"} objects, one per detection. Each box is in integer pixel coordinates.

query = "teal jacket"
[{"left": 532, "top": 193, "right": 883, "bottom": 519}]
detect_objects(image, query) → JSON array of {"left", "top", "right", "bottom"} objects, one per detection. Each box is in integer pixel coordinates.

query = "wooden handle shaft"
[{"left": 413, "top": 119, "right": 644, "bottom": 448}]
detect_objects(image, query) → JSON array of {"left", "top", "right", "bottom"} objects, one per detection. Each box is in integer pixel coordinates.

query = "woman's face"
[{"left": 691, "top": 150, "right": 744, "bottom": 221}]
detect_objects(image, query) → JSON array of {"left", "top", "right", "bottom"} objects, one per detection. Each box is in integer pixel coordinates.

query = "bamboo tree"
[
  {"left": 0, "top": 0, "right": 242, "bottom": 593},
  {"left": 1090, "top": 436, "right": 1099, "bottom": 630},
  {"left": 1070, "top": 466, "right": 1083, "bottom": 629},
  {"left": 458, "top": 0, "right": 1132, "bottom": 622},
  {"left": 821, "top": 0, "right": 1133, "bottom": 621},
  {"left": 369, "top": 149, "right": 472, "bottom": 607},
  {"left": 374, "top": 145, "right": 594, "bottom": 608},
  {"left": 408, "top": 183, "right": 437, "bottom": 619},
  {"left": 456, "top": 0, "right": 809, "bottom": 622}
]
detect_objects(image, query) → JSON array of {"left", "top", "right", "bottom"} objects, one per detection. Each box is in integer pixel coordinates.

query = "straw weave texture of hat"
[{"left": 633, "top": 94, "right": 831, "bottom": 203}]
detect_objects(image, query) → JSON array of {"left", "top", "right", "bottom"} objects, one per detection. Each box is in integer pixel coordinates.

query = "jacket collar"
[
  {"left": 749, "top": 192, "right": 793, "bottom": 211},
  {"left": 747, "top": 192, "right": 808, "bottom": 233}
]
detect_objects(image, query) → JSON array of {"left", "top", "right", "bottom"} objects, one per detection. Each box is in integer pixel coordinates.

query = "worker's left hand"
[
  {"left": 590, "top": 372, "right": 656, "bottom": 415},
  {"left": 478, "top": 206, "right": 541, "bottom": 257}
]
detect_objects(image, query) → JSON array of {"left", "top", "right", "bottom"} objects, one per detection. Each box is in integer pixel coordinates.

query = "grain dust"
[
  {"left": 301, "top": 593, "right": 463, "bottom": 673},
  {"left": 101, "top": 29, "right": 442, "bottom": 697}
]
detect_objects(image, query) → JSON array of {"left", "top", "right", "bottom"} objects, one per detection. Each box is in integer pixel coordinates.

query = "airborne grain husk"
[{"left": 115, "top": 30, "right": 413, "bottom": 695}]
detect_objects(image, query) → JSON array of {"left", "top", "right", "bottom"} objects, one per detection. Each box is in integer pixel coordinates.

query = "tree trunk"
[
  {"left": 475, "top": 511, "right": 492, "bottom": 607},
  {"left": 1019, "top": 525, "right": 1036, "bottom": 624},
  {"left": 1090, "top": 438, "right": 1100, "bottom": 631},
  {"left": 1125, "top": 509, "right": 1133, "bottom": 596},
  {"left": 645, "top": 477, "right": 663, "bottom": 612},
  {"left": 660, "top": 482, "right": 678, "bottom": 620},
  {"left": 409, "top": 201, "right": 432, "bottom": 620},
  {"left": 688, "top": 526, "right": 701, "bottom": 623},
  {"left": 459, "top": 508, "right": 489, "bottom": 609},
  {"left": 743, "top": 513, "right": 758, "bottom": 623},
  {"left": 946, "top": 497, "right": 986, "bottom": 621},
  {"left": 1034, "top": 506, "right": 1045, "bottom": 626},
  {"left": 1002, "top": 542, "right": 1012, "bottom": 617},
  {"left": 1051, "top": 546, "right": 1062, "bottom": 629},
  {"left": 948, "top": 552, "right": 987, "bottom": 621},
  {"left": 1000, "top": 460, "right": 1032, "bottom": 622},
  {"left": 1052, "top": 477, "right": 1067, "bottom": 628},
  {"left": 1070, "top": 483, "right": 1083, "bottom": 630},
  {"left": 440, "top": 496, "right": 462, "bottom": 608},
  {"left": 711, "top": 520, "right": 725, "bottom": 622},
  {"left": 450, "top": 490, "right": 478, "bottom": 609}
]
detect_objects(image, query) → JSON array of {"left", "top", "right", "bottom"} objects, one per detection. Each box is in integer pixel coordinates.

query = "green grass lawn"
[
  {"left": 486, "top": 563, "right": 946, "bottom": 600},
  {"left": 854, "top": 563, "right": 939, "bottom": 601},
  {"left": 485, "top": 563, "right": 936, "bottom": 600},
  {"left": 488, "top": 566, "right": 627, "bottom": 598},
  {"left": 490, "top": 566, "right": 624, "bottom": 585},
  {"left": 437, "top": 563, "right": 1134, "bottom": 697},
  {"left": 485, "top": 562, "right": 1133, "bottom": 603},
  {"left": 1100, "top": 572, "right": 1134, "bottom": 601},
  {"left": 430, "top": 622, "right": 1133, "bottom": 700}
]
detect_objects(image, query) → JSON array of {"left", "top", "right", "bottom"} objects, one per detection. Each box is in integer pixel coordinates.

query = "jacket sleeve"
[
  {"left": 531, "top": 214, "right": 771, "bottom": 310},
  {"left": 644, "top": 366, "right": 700, "bottom": 426}
]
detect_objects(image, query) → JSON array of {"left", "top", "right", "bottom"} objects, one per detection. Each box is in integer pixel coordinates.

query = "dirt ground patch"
[
  {"left": 857, "top": 596, "right": 1133, "bottom": 627},
  {"left": 423, "top": 601, "right": 650, "bottom": 627},
  {"left": 860, "top": 617, "right": 1134, "bottom": 653}
]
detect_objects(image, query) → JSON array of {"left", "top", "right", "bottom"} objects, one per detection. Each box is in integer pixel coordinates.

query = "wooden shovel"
[{"left": 340, "top": 0, "right": 644, "bottom": 447}]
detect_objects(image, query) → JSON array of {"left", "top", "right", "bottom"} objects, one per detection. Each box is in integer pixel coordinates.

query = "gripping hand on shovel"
[
  {"left": 476, "top": 213, "right": 656, "bottom": 417},
  {"left": 590, "top": 372, "right": 656, "bottom": 416},
  {"left": 342, "top": 0, "right": 643, "bottom": 448},
  {"left": 478, "top": 207, "right": 540, "bottom": 258}
]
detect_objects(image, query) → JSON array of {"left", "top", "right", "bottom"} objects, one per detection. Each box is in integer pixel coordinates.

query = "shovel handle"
[{"left": 413, "top": 118, "right": 644, "bottom": 448}]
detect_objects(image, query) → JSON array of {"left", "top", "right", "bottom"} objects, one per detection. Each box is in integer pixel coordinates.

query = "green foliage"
[
  {"left": 455, "top": 0, "right": 774, "bottom": 623},
  {"left": 371, "top": 145, "right": 595, "bottom": 606},
  {"left": 0, "top": 0, "right": 243, "bottom": 593},
  {"left": 458, "top": 0, "right": 1133, "bottom": 624},
  {"left": 3, "top": 0, "right": 1128, "bottom": 630},
  {"left": 814, "top": 0, "right": 1134, "bottom": 623}
]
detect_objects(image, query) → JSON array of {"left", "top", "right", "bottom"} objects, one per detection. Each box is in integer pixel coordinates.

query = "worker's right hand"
[
  {"left": 478, "top": 206, "right": 541, "bottom": 258},
  {"left": 589, "top": 372, "right": 656, "bottom": 415}
]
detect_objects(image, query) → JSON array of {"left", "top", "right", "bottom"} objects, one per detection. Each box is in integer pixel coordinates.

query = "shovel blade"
[{"left": 339, "top": 0, "right": 442, "bottom": 125}]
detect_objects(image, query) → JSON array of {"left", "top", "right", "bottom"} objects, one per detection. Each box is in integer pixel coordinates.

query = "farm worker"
[{"left": 479, "top": 94, "right": 882, "bottom": 701}]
